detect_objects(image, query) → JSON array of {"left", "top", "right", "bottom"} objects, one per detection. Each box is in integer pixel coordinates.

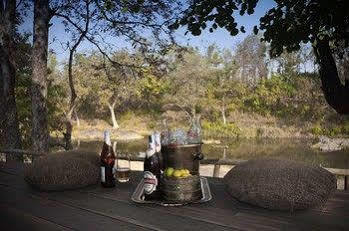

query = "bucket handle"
[{"left": 193, "top": 152, "right": 204, "bottom": 160}]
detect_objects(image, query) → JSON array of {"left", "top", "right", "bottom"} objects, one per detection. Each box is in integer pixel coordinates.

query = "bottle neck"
[
  {"left": 154, "top": 132, "right": 161, "bottom": 152},
  {"left": 147, "top": 142, "right": 156, "bottom": 157},
  {"left": 147, "top": 134, "right": 156, "bottom": 157},
  {"left": 104, "top": 131, "right": 111, "bottom": 146}
]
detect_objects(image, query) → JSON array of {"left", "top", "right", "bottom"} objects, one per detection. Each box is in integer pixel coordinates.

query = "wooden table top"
[{"left": 0, "top": 162, "right": 348, "bottom": 231}]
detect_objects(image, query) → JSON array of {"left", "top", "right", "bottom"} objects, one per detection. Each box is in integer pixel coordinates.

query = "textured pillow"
[
  {"left": 57, "top": 149, "right": 100, "bottom": 166},
  {"left": 25, "top": 152, "right": 100, "bottom": 191},
  {"left": 223, "top": 158, "right": 336, "bottom": 211}
]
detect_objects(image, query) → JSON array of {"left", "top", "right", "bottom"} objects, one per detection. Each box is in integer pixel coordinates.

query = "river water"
[{"left": 75, "top": 138, "right": 349, "bottom": 169}]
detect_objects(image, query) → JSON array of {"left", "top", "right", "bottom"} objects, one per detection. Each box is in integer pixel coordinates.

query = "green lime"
[{"left": 165, "top": 167, "right": 174, "bottom": 177}]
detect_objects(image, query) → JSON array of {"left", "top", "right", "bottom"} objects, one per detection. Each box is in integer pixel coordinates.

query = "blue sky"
[
  {"left": 20, "top": 1, "right": 276, "bottom": 64},
  {"left": 174, "top": 1, "right": 275, "bottom": 52}
]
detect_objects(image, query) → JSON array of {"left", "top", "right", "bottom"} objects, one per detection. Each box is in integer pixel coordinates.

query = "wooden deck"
[{"left": 1, "top": 162, "right": 349, "bottom": 231}]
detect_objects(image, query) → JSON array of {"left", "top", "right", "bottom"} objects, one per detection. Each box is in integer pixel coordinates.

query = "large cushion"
[
  {"left": 223, "top": 158, "right": 336, "bottom": 211},
  {"left": 25, "top": 150, "right": 100, "bottom": 191},
  {"left": 56, "top": 149, "right": 100, "bottom": 166}
]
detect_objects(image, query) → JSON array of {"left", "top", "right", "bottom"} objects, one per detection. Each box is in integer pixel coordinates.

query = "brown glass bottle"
[{"left": 100, "top": 131, "right": 116, "bottom": 188}]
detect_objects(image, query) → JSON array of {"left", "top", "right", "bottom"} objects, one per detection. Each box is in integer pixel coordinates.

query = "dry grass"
[
  {"left": 224, "top": 158, "right": 336, "bottom": 211},
  {"left": 25, "top": 150, "right": 100, "bottom": 191},
  {"left": 229, "top": 111, "right": 311, "bottom": 138}
]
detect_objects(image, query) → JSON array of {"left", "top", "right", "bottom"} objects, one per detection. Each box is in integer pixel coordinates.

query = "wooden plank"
[
  {"left": 325, "top": 168, "right": 349, "bottom": 176},
  {"left": 0, "top": 185, "right": 150, "bottom": 231},
  {"left": 44, "top": 190, "right": 234, "bottom": 231},
  {"left": 0, "top": 168, "right": 232, "bottom": 230},
  {"left": 2, "top": 162, "right": 349, "bottom": 231},
  {"left": 81, "top": 190, "right": 253, "bottom": 230},
  {"left": 0, "top": 173, "right": 161, "bottom": 231},
  {"left": 213, "top": 164, "right": 221, "bottom": 177},
  {"left": 83, "top": 188, "right": 349, "bottom": 231},
  {"left": 0, "top": 204, "right": 74, "bottom": 231},
  {"left": 78, "top": 177, "right": 343, "bottom": 231},
  {"left": 286, "top": 210, "right": 349, "bottom": 231}
]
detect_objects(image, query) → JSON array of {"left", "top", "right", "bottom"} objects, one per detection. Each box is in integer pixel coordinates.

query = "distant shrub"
[
  {"left": 310, "top": 124, "right": 324, "bottom": 136},
  {"left": 342, "top": 120, "right": 349, "bottom": 135},
  {"left": 329, "top": 126, "right": 342, "bottom": 137},
  {"left": 202, "top": 120, "right": 241, "bottom": 138},
  {"left": 119, "top": 111, "right": 136, "bottom": 123},
  {"left": 311, "top": 122, "right": 349, "bottom": 137}
]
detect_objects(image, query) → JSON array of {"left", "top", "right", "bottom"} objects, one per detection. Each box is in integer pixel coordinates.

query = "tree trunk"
[
  {"left": 31, "top": 0, "right": 51, "bottom": 152},
  {"left": 108, "top": 102, "right": 119, "bottom": 129},
  {"left": 63, "top": 117, "right": 73, "bottom": 150},
  {"left": 74, "top": 109, "right": 80, "bottom": 127},
  {"left": 313, "top": 39, "right": 349, "bottom": 114},
  {"left": 0, "top": 0, "right": 22, "bottom": 156},
  {"left": 63, "top": 47, "right": 78, "bottom": 151},
  {"left": 221, "top": 105, "right": 227, "bottom": 125},
  {"left": 221, "top": 95, "right": 227, "bottom": 125}
]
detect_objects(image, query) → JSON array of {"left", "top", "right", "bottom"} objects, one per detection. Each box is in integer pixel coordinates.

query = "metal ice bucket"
[{"left": 161, "top": 143, "right": 204, "bottom": 175}]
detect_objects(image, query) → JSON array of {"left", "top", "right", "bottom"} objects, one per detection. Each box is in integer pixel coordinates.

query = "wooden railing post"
[{"left": 213, "top": 164, "right": 221, "bottom": 178}]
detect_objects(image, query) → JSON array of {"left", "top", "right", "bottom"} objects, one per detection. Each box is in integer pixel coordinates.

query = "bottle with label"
[
  {"left": 143, "top": 133, "right": 162, "bottom": 199},
  {"left": 100, "top": 131, "right": 116, "bottom": 188}
]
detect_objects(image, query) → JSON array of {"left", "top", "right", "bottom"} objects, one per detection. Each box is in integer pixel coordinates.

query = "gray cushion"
[
  {"left": 56, "top": 149, "right": 100, "bottom": 166},
  {"left": 25, "top": 151, "right": 100, "bottom": 191},
  {"left": 223, "top": 158, "right": 336, "bottom": 211}
]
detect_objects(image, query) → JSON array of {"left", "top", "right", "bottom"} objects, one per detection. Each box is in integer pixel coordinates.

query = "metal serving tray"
[{"left": 131, "top": 177, "right": 212, "bottom": 206}]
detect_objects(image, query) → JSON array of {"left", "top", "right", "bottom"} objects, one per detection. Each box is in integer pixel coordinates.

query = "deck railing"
[{"left": 1, "top": 149, "right": 348, "bottom": 190}]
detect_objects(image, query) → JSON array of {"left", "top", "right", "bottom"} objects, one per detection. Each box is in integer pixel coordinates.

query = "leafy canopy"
[{"left": 172, "top": 0, "right": 349, "bottom": 57}]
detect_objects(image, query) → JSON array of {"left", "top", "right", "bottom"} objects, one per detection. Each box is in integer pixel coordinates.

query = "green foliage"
[
  {"left": 14, "top": 39, "right": 348, "bottom": 145},
  {"left": 137, "top": 69, "right": 169, "bottom": 107},
  {"left": 240, "top": 74, "right": 328, "bottom": 121},
  {"left": 15, "top": 51, "right": 67, "bottom": 147},
  {"left": 202, "top": 120, "right": 241, "bottom": 138},
  {"left": 119, "top": 111, "right": 136, "bottom": 124},
  {"left": 310, "top": 119, "right": 349, "bottom": 137},
  {"left": 310, "top": 124, "right": 324, "bottom": 136},
  {"left": 47, "top": 83, "right": 66, "bottom": 133},
  {"left": 342, "top": 121, "right": 349, "bottom": 135},
  {"left": 16, "top": 75, "right": 32, "bottom": 147},
  {"left": 244, "top": 75, "right": 296, "bottom": 116},
  {"left": 177, "top": 1, "right": 349, "bottom": 58}
]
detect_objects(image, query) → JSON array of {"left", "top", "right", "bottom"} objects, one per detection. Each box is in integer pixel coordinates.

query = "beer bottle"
[
  {"left": 100, "top": 131, "right": 116, "bottom": 188},
  {"left": 143, "top": 133, "right": 161, "bottom": 199},
  {"left": 154, "top": 131, "right": 164, "bottom": 171}
]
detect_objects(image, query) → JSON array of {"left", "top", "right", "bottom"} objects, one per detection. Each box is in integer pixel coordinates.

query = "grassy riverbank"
[{"left": 67, "top": 109, "right": 349, "bottom": 141}]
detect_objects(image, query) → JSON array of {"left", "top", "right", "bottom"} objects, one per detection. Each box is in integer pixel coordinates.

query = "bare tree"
[
  {"left": 54, "top": 0, "right": 93, "bottom": 149},
  {"left": 234, "top": 34, "right": 267, "bottom": 85}
]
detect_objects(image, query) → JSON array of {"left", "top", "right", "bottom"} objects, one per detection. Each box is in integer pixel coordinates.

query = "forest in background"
[
  {"left": 14, "top": 32, "right": 349, "bottom": 148},
  {"left": 1, "top": 0, "right": 349, "bottom": 151}
]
